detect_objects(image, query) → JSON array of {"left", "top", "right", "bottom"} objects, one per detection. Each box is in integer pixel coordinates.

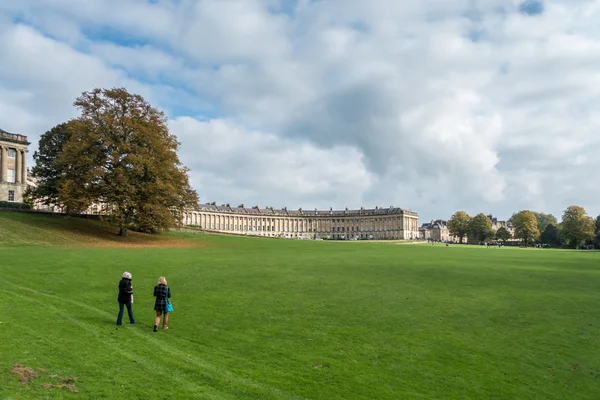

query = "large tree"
[
  {"left": 512, "top": 210, "right": 540, "bottom": 245},
  {"left": 39, "top": 87, "right": 198, "bottom": 236},
  {"left": 31, "top": 122, "right": 74, "bottom": 205},
  {"left": 533, "top": 212, "right": 558, "bottom": 234},
  {"left": 495, "top": 226, "right": 512, "bottom": 244},
  {"left": 595, "top": 215, "right": 600, "bottom": 235},
  {"left": 447, "top": 211, "right": 471, "bottom": 243},
  {"left": 468, "top": 213, "right": 494, "bottom": 242},
  {"left": 540, "top": 223, "right": 561, "bottom": 247},
  {"left": 509, "top": 211, "right": 557, "bottom": 233},
  {"left": 560, "top": 206, "right": 595, "bottom": 248}
]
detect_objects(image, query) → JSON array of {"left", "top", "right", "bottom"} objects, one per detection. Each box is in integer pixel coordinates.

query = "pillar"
[
  {"left": 21, "top": 150, "right": 27, "bottom": 183},
  {"left": 0, "top": 146, "right": 8, "bottom": 182},
  {"left": 0, "top": 146, "right": 5, "bottom": 182},
  {"left": 15, "top": 149, "right": 21, "bottom": 183}
]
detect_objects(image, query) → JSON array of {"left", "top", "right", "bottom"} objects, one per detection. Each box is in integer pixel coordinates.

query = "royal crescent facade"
[
  {"left": 0, "top": 129, "right": 29, "bottom": 203},
  {"left": 183, "top": 204, "right": 420, "bottom": 240}
]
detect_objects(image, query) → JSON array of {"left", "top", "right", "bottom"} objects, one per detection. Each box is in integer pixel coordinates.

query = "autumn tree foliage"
[
  {"left": 447, "top": 211, "right": 471, "bottom": 243},
  {"left": 33, "top": 88, "right": 198, "bottom": 236},
  {"left": 511, "top": 210, "right": 540, "bottom": 246},
  {"left": 559, "top": 206, "right": 595, "bottom": 248}
]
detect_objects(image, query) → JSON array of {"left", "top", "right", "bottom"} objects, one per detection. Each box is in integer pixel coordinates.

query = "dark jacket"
[
  {"left": 153, "top": 284, "right": 171, "bottom": 312},
  {"left": 118, "top": 278, "right": 134, "bottom": 303}
]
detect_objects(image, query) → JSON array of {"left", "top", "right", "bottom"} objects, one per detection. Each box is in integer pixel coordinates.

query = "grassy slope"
[
  {"left": 0, "top": 212, "right": 197, "bottom": 247},
  {"left": 1, "top": 212, "right": 600, "bottom": 399}
]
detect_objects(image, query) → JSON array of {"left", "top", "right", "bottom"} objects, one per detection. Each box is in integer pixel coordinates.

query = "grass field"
[{"left": 1, "top": 212, "right": 600, "bottom": 399}]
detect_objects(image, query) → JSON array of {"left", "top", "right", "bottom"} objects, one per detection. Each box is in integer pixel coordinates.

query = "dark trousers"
[{"left": 117, "top": 302, "right": 136, "bottom": 325}]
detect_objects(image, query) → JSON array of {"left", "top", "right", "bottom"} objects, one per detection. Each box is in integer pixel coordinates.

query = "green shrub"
[{"left": 0, "top": 201, "right": 31, "bottom": 209}]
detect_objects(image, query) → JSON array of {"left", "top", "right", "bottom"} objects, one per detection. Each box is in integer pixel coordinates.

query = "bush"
[{"left": 0, "top": 201, "right": 31, "bottom": 210}]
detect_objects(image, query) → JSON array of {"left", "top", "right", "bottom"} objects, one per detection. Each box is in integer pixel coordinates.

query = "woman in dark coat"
[
  {"left": 117, "top": 271, "right": 137, "bottom": 326},
  {"left": 153, "top": 276, "right": 172, "bottom": 332}
]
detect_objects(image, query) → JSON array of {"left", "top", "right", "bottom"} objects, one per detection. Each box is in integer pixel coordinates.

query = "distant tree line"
[
  {"left": 447, "top": 207, "right": 599, "bottom": 249},
  {"left": 27, "top": 88, "right": 199, "bottom": 236}
]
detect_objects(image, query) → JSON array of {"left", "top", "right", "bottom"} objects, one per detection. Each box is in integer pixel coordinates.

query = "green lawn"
[{"left": 1, "top": 212, "right": 599, "bottom": 399}]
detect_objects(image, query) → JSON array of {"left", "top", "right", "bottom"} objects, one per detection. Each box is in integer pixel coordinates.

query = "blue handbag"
[{"left": 166, "top": 286, "right": 173, "bottom": 313}]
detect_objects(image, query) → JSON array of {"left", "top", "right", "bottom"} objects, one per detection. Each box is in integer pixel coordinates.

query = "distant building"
[
  {"left": 487, "top": 215, "right": 514, "bottom": 234},
  {"left": 0, "top": 129, "right": 30, "bottom": 203},
  {"left": 420, "top": 219, "right": 464, "bottom": 242},
  {"left": 183, "top": 204, "right": 420, "bottom": 240}
]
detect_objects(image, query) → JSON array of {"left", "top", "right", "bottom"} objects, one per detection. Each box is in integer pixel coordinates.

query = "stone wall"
[{"left": 0, "top": 183, "right": 26, "bottom": 203}]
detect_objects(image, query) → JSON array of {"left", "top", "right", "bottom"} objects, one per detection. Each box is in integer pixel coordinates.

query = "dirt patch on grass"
[
  {"left": 11, "top": 364, "right": 37, "bottom": 384},
  {"left": 41, "top": 383, "right": 79, "bottom": 392},
  {"left": 11, "top": 363, "right": 79, "bottom": 392}
]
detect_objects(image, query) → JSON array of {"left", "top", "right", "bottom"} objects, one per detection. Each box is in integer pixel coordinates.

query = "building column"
[
  {"left": 21, "top": 150, "right": 27, "bottom": 184},
  {"left": 0, "top": 146, "right": 5, "bottom": 182},
  {"left": 15, "top": 149, "right": 21, "bottom": 183}
]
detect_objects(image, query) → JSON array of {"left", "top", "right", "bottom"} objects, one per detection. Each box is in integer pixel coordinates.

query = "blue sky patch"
[{"left": 519, "top": 0, "right": 544, "bottom": 16}]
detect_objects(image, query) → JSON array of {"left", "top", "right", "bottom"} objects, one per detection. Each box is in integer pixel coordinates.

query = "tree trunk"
[{"left": 119, "top": 226, "right": 128, "bottom": 237}]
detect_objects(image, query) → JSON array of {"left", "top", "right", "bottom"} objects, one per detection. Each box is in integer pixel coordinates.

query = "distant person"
[
  {"left": 153, "top": 276, "right": 172, "bottom": 332},
  {"left": 117, "top": 271, "right": 137, "bottom": 326}
]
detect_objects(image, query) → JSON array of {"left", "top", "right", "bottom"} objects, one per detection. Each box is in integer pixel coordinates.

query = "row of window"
[
  {"left": 191, "top": 214, "right": 409, "bottom": 224},
  {"left": 205, "top": 224, "right": 402, "bottom": 233}
]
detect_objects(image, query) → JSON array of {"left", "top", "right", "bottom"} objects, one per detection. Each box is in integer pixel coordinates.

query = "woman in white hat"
[{"left": 116, "top": 271, "right": 137, "bottom": 326}]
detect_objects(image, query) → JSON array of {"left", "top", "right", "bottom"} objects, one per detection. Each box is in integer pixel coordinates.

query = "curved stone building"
[{"left": 183, "top": 203, "right": 419, "bottom": 240}]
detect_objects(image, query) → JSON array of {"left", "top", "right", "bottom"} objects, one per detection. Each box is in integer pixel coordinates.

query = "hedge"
[{"left": 0, "top": 201, "right": 31, "bottom": 209}]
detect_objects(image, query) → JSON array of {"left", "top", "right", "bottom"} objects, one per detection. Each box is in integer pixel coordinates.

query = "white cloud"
[
  {"left": 170, "top": 117, "right": 375, "bottom": 209},
  {"left": 1, "top": 0, "right": 600, "bottom": 222}
]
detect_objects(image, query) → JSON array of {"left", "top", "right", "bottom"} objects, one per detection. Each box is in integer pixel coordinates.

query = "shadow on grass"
[{"left": 0, "top": 211, "right": 203, "bottom": 248}]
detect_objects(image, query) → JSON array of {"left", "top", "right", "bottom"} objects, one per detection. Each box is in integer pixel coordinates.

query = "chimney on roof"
[
  {"left": 238, "top": 204, "right": 244, "bottom": 208},
  {"left": 226, "top": 203, "right": 230, "bottom": 207}
]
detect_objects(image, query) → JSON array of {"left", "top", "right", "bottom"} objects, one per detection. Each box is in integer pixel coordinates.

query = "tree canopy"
[
  {"left": 468, "top": 213, "right": 494, "bottom": 242},
  {"left": 495, "top": 226, "right": 512, "bottom": 243},
  {"left": 447, "top": 211, "right": 471, "bottom": 243},
  {"left": 32, "top": 88, "right": 198, "bottom": 236},
  {"left": 31, "top": 122, "right": 74, "bottom": 206},
  {"left": 532, "top": 212, "right": 558, "bottom": 234},
  {"left": 560, "top": 206, "right": 595, "bottom": 248},
  {"left": 540, "top": 224, "right": 561, "bottom": 247},
  {"left": 512, "top": 210, "right": 540, "bottom": 245}
]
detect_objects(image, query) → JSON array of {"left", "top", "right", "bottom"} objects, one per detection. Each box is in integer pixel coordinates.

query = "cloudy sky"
[{"left": 1, "top": 0, "right": 599, "bottom": 222}]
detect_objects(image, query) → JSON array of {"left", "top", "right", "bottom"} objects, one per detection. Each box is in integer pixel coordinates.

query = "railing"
[{"left": 0, "top": 131, "right": 28, "bottom": 143}]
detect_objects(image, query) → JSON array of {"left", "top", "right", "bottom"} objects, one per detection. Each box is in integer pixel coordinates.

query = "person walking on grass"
[
  {"left": 117, "top": 272, "right": 137, "bottom": 326},
  {"left": 153, "top": 276, "right": 172, "bottom": 332}
]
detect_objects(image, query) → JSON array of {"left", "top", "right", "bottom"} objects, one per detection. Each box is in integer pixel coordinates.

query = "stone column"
[
  {"left": 21, "top": 150, "right": 27, "bottom": 183},
  {"left": 0, "top": 146, "right": 5, "bottom": 182},
  {"left": 15, "top": 149, "right": 21, "bottom": 183}
]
